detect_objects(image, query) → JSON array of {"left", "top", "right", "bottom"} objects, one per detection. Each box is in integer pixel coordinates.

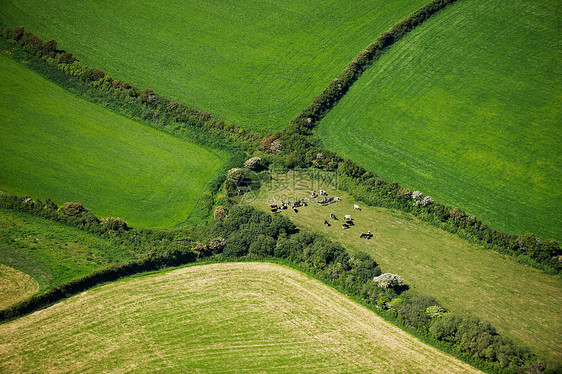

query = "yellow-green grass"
[
  {"left": 0, "top": 53, "right": 228, "bottom": 228},
  {"left": 318, "top": 0, "right": 562, "bottom": 241},
  {"left": 0, "top": 207, "right": 133, "bottom": 296},
  {"left": 0, "top": 0, "right": 428, "bottom": 133},
  {"left": 0, "top": 262, "right": 482, "bottom": 373},
  {"left": 249, "top": 175, "right": 562, "bottom": 362},
  {"left": 0, "top": 263, "right": 38, "bottom": 310}
]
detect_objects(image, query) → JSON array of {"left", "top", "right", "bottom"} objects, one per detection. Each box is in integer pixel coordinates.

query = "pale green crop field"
[
  {"left": 318, "top": 0, "right": 562, "bottom": 241},
  {"left": 0, "top": 53, "right": 227, "bottom": 228},
  {"left": 0, "top": 262, "right": 481, "bottom": 373},
  {"left": 0, "top": 0, "right": 427, "bottom": 132}
]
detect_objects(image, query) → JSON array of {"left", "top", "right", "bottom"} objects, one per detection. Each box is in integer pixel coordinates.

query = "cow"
[
  {"left": 324, "top": 220, "right": 331, "bottom": 227},
  {"left": 345, "top": 220, "right": 354, "bottom": 226},
  {"left": 344, "top": 214, "right": 351, "bottom": 220},
  {"left": 342, "top": 223, "right": 349, "bottom": 229},
  {"left": 292, "top": 206, "right": 298, "bottom": 213},
  {"left": 354, "top": 204, "right": 361, "bottom": 211},
  {"left": 330, "top": 213, "right": 337, "bottom": 220}
]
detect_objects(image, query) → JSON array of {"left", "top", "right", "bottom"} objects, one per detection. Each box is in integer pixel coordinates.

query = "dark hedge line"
[
  {"left": 0, "top": 194, "right": 203, "bottom": 256},
  {"left": 204, "top": 205, "right": 552, "bottom": 373},
  {"left": 0, "top": 249, "right": 196, "bottom": 321},
  {"left": 286, "top": 0, "right": 458, "bottom": 132},
  {"left": 0, "top": 25, "right": 261, "bottom": 153}
]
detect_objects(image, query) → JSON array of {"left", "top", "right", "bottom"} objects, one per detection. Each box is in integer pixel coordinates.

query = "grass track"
[
  {"left": 0, "top": 53, "right": 227, "bottom": 228},
  {"left": 0, "top": 207, "right": 133, "bottom": 295},
  {"left": 0, "top": 262, "right": 482, "bottom": 373},
  {"left": 250, "top": 175, "right": 562, "bottom": 362},
  {"left": 0, "top": 0, "right": 427, "bottom": 132},
  {"left": 0, "top": 263, "right": 38, "bottom": 310},
  {"left": 318, "top": 0, "right": 562, "bottom": 241}
]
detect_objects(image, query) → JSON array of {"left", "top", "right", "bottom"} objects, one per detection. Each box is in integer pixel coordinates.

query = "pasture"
[
  {"left": 0, "top": 53, "right": 227, "bottom": 228},
  {"left": 0, "top": 262, "right": 481, "bottom": 373},
  {"left": 318, "top": 0, "right": 562, "bottom": 241},
  {"left": 250, "top": 173, "right": 562, "bottom": 362},
  {"left": 0, "top": 263, "right": 38, "bottom": 310},
  {"left": 0, "top": 207, "right": 132, "bottom": 295},
  {"left": 0, "top": 0, "right": 427, "bottom": 132}
]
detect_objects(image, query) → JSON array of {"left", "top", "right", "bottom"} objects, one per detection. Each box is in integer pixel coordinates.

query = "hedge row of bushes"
[
  {"left": 0, "top": 194, "right": 201, "bottom": 256},
  {"left": 204, "top": 205, "right": 550, "bottom": 373},
  {"left": 287, "top": 0, "right": 458, "bottom": 132},
  {"left": 0, "top": 25, "right": 261, "bottom": 153}
]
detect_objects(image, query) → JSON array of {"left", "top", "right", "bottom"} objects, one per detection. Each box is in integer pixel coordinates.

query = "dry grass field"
[
  {"left": 0, "top": 262, "right": 481, "bottom": 373},
  {"left": 0, "top": 263, "right": 38, "bottom": 310}
]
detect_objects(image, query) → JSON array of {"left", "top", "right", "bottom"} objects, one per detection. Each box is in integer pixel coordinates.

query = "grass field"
[
  {"left": 0, "top": 262, "right": 482, "bottom": 373},
  {"left": 0, "top": 0, "right": 428, "bottom": 132},
  {"left": 318, "top": 0, "right": 562, "bottom": 241},
  {"left": 0, "top": 207, "right": 133, "bottom": 296},
  {"left": 0, "top": 263, "right": 38, "bottom": 310},
  {"left": 0, "top": 53, "right": 228, "bottom": 228},
  {"left": 249, "top": 173, "right": 562, "bottom": 362}
]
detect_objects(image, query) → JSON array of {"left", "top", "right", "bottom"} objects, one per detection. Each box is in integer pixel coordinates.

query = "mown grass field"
[
  {"left": 0, "top": 263, "right": 38, "bottom": 310},
  {"left": 0, "top": 262, "right": 481, "bottom": 373},
  {"left": 249, "top": 174, "right": 562, "bottom": 362},
  {"left": 318, "top": 0, "right": 562, "bottom": 241},
  {"left": 0, "top": 0, "right": 428, "bottom": 132},
  {"left": 0, "top": 53, "right": 228, "bottom": 228},
  {"left": 0, "top": 208, "right": 133, "bottom": 296}
]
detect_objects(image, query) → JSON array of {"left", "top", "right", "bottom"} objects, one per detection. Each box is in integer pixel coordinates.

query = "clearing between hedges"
[
  {"left": 0, "top": 0, "right": 428, "bottom": 132},
  {"left": 318, "top": 0, "right": 562, "bottom": 241},
  {"left": 249, "top": 174, "right": 562, "bottom": 362},
  {"left": 0, "top": 53, "right": 228, "bottom": 228},
  {"left": 0, "top": 207, "right": 134, "bottom": 300},
  {"left": 0, "top": 262, "right": 481, "bottom": 373}
]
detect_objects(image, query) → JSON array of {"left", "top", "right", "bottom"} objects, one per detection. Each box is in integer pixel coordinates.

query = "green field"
[
  {"left": 0, "top": 0, "right": 427, "bottom": 132},
  {"left": 0, "top": 208, "right": 133, "bottom": 296},
  {"left": 318, "top": 0, "right": 562, "bottom": 241},
  {"left": 0, "top": 53, "right": 228, "bottom": 228},
  {"left": 0, "top": 262, "right": 481, "bottom": 373},
  {"left": 250, "top": 174, "right": 562, "bottom": 362}
]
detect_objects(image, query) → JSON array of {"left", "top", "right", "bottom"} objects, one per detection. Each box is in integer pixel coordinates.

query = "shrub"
[
  {"left": 90, "top": 68, "right": 105, "bottom": 81},
  {"left": 213, "top": 205, "right": 228, "bottom": 221},
  {"left": 244, "top": 157, "right": 262, "bottom": 170},
  {"left": 373, "top": 273, "right": 404, "bottom": 289}
]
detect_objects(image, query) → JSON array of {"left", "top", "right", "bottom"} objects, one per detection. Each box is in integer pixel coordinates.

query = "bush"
[{"left": 373, "top": 273, "right": 404, "bottom": 290}]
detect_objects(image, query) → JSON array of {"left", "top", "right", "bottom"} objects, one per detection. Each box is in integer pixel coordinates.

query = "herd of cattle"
[{"left": 269, "top": 190, "right": 373, "bottom": 239}]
